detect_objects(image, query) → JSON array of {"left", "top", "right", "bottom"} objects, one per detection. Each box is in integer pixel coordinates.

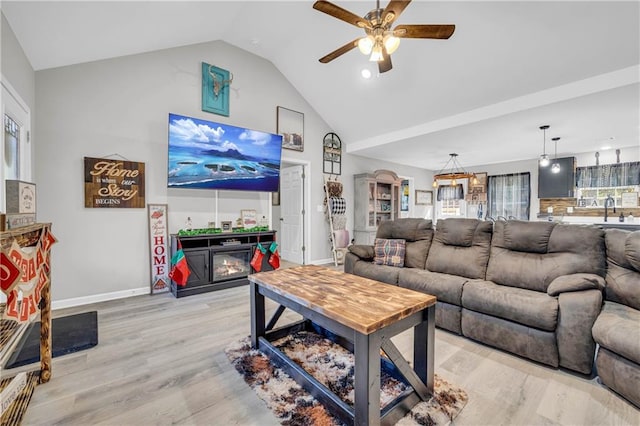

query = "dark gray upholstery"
[
  {"left": 352, "top": 261, "right": 400, "bottom": 285},
  {"left": 398, "top": 268, "right": 468, "bottom": 333},
  {"left": 592, "top": 229, "right": 640, "bottom": 407},
  {"left": 426, "top": 219, "right": 493, "bottom": 279},
  {"left": 604, "top": 229, "right": 640, "bottom": 310},
  {"left": 462, "top": 280, "right": 558, "bottom": 331},
  {"left": 461, "top": 309, "right": 559, "bottom": 367},
  {"left": 595, "top": 348, "right": 640, "bottom": 407},
  {"left": 487, "top": 221, "right": 606, "bottom": 293},
  {"left": 344, "top": 218, "right": 629, "bottom": 383}
]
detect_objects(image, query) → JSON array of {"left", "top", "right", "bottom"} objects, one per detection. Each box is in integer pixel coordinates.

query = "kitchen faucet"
[{"left": 604, "top": 195, "right": 616, "bottom": 222}]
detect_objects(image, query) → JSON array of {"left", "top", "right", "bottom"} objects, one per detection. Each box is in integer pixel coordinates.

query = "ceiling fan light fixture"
[
  {"left": 357, "top": 35, "right": 374, "bottom": 55},
  {"left": 383, "top": 34, "right": 400, "bottom": 54},
  {"left": 369, "top": 43, "right": 384, "bottom": 62}
]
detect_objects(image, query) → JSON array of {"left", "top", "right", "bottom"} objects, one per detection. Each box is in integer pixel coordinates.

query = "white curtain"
[
  {"left": 576, "top": 161, "right": 640, "bottom": 187},
  {"left": 488, "top": 173, "right": 530, "bottom": 220}
]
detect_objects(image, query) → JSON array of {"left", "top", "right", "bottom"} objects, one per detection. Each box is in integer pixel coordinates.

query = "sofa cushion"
[
  {"left": 404, "top": 240, "right": 431, "bottom": 269},
  {"left": 605, "top": 229, "right": 640, "bottom": 310},
  {"left": 349, "top": 244, "right": 374, "bottom": 260},
  {"left": 426, "top": 219, "right": 493, "bottom": 279},
  {"left": 488, "top": 221, "right": 606, "bottom": 292},
  {"left": 462, "top": 280, "right": 558, "bottom": 331},
  {"left": 436, "top": 218, "right": 478, "bottom": 247},
  {"left": 503, "top": 220, "right": 554, "bottom": 254},
  {"left": 376, "top": 218, "right": 433, "bottom": 242},
  {"left": 352, "top": 262, "right": 400, "bottom": 285},
  {"left": 592, "top": 301, "right": 640, "bottom": 365},
  {"left": 398, "top": 269, "right": 468, "bottom": 305},
  {"left": 374, "top": 238, "right": 406, "bottom": 267},
  {"left": 626, "top": 231, "right": 640, "bottom": 272}
]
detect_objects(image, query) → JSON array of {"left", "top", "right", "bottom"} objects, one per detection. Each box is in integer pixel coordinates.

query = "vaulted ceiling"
[{"left": 3, "top": 1, "right": 639, "bottom": 170}]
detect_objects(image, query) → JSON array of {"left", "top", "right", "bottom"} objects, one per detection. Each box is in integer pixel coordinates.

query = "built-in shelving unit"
[{"left": 353, "top": 170, "right": 402, "bottom": 244}]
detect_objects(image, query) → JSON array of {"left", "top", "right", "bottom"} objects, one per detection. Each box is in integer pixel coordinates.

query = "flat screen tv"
[{"left": 167, "top": 113, "right": 283, "bottom": 191}]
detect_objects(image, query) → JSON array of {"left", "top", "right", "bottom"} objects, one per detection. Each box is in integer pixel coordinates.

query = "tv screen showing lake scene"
[{"left": 167, "top": 113, "right": 283, "bottom": 191}]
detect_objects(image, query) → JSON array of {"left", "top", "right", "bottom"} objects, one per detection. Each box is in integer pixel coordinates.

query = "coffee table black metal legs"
[{"left": 249, "top": 281, "right": 436, "bottom": 426}]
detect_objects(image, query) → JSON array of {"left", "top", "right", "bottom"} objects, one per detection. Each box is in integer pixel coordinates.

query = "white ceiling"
[{"left": 3, "top": 1, "right": 639, "bottom": 170}]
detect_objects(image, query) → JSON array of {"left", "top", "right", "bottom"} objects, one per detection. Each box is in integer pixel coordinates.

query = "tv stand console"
[{"left": 170, "top": 231, "right": 276, "bottom": 298}]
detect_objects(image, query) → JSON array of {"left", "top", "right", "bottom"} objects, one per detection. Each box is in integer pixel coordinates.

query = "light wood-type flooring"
[{"left": 6, "top": 266, "right": 639, "bottom": 425}]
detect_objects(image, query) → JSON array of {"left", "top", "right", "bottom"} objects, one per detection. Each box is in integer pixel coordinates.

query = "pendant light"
[
  {"left": 432, "top": 153, "right": 477, "bottom": 187},
  {"left": 551, "top": 137, "right": 561, "bottom": 174},
  {"left": 539, "top": 125, "right": 550, "bottom": 167}
]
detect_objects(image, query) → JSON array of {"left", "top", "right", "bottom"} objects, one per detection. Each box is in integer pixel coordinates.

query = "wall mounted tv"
[{"left": 167, "top": 113, "right": 283, "bottom": 191}]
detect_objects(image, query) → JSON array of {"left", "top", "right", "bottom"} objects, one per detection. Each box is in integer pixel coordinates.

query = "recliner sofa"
[
  {"left": 592, "top": 228, "right": 640, "bottom": 407},
  {"left": 345, "top": 218, "right": 607, "bottom": 375}
]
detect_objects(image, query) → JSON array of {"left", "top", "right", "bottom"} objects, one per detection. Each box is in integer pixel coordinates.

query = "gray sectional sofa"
[
  {"left": 344, "top": 218, "right": 640, "bottom": 407},
  {"left": 592, "top": 229, "right": 640, "bottom": 407}
]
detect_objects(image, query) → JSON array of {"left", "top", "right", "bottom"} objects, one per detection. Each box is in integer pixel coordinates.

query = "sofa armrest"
[
  {"left": 547, "top": 273, "right": 605, "bottom": 297},
  {"left": 348, "top": 244, "right": 374, "bottom": 261},
  {"left": 556, "top": 289, "right": 603, "bottom": 373}
]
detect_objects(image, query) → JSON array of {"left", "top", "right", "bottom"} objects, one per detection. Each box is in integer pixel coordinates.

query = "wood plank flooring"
[{"left": 4, "top": 268, "right": 639, "bottom": 425}]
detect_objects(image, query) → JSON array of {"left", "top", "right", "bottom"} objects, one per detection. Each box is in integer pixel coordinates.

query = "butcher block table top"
[{"left": 248, "top": 265, "right": 436, "bottom": 335}]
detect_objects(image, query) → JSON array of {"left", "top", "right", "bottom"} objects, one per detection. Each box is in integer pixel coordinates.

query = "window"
[
  {"left": 436, "top": 183, "right": 466, "bottom": 218},
  {"left": 487, "top": 173, "right": 530, "bottom": 220},
  {"left": 4, "top": 114, "right": 20, "bottom": 180},
  {"left": 576, "top": 162, "right": 640, "bottom": 207}
]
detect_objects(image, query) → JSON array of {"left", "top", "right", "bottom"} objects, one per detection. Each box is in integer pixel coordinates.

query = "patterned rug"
[{"left": 225, "top": 331, "right": 468, "bottom": 426}]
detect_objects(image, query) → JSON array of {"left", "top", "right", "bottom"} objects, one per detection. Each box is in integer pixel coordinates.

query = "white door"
[
  {"left": 279, "top": 165, "right": 304, "bottom": 264},
  {"left": 1, "top": 78, "right": 32, "bottom": 211}
]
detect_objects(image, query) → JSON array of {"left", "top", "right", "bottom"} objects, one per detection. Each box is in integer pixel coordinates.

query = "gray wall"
[{"left": 34, "top": 40, "right": 339, "bottom": 302}]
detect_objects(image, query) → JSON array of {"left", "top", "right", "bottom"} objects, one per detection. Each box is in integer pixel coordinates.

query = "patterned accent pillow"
[{"left": 374, "top": 238, "right": 406, "bottom": 267}]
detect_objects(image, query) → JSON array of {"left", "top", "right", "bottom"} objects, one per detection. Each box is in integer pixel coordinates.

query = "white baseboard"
[{"left": 52, "top": 287, "right": 149, "bottom": 310}]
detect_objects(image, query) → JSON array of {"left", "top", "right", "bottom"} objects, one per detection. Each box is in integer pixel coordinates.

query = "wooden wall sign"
[
  {"left": 147, "top": 204, "right": 169, "bottom": 294},
  {"left": 84, "top": 157, "right": 145, "bottom": 208}
]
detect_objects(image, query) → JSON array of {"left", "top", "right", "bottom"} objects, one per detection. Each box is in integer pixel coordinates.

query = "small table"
[{"left": 249, "top": 265, "right": 437, "bottom": 426}]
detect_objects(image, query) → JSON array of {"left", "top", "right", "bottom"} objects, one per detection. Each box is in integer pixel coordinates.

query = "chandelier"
[{"left": 432, "top": 153, "right": 478, "bottom": 188}]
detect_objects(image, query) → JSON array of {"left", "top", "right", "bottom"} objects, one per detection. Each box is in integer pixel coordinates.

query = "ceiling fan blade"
[
  {"left": 394, "top": 24, "right": 456, "bottom": 39},
  {"left": 378, "top": 51, "right": 393, "bottom": 73},
  {"left": 313, "top": 1, "right": 370, "bottom": 28},
  {"left": 382, "top": 0, "right": 412, "bottom": 26},
  {"left": 319, "top": 39, "right": 360, "bottom": 63}
]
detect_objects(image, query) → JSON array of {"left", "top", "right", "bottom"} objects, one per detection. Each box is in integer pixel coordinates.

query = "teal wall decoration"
[{"left": 202, "top": 62, "right": 232, "bottom": 116}]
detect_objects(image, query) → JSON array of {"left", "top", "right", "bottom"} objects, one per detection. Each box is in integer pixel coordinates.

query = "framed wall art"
[
  {"left": 241, "top": 209, "right": 257, "bottom": 228},
  {"left": 202, "top": 62, "right": 232, "bottom": 117},
  {"left": 415, "top": 190, "right": 433, "bottom": 206},
  {"left": 277, "top": 106, "right": 304, "bottom": 151}
]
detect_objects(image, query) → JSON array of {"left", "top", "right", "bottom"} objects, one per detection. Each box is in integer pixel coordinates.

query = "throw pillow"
[{"left": 374, "top": 238, "right": 406, "bottom": 267}]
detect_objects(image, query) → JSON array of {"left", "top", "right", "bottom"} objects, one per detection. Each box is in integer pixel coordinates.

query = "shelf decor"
[
  {"left": 277, "top": 106, "right": 304, "bottom": 151},
  {"left": 241, "top": 209, "right": 257, "bottom": 228},
  {"left": 147, "top": 204, "right": 169, "bottom": 294},
  {"left": 202, "top": 62, "right": 232, "bottom": 116}
]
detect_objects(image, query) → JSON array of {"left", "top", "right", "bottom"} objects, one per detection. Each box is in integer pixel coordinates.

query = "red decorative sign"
[{"left": 0, "top": 252, "right": 21, "bottom": 293}]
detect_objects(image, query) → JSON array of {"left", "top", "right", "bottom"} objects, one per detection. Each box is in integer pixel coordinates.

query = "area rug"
[
  {"left": 225, "top": 331, "right": 467, "bottom": 426},
  {"left": 5, "top": 311, "right": 98, "bottom": 369}
]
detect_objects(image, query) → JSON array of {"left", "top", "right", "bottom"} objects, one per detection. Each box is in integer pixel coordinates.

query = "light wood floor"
[{"left": 7, "top": 268, "right": 640, "bottom": 425}]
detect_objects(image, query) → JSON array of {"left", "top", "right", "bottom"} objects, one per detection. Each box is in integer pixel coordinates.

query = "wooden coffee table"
[{"left": 248, "top": 265, "right": 437, "bottom": 426}]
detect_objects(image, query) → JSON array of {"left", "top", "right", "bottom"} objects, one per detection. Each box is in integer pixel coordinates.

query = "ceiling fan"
[{"left": 313, "top": 0, "right": 455, "bottom": 73}]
